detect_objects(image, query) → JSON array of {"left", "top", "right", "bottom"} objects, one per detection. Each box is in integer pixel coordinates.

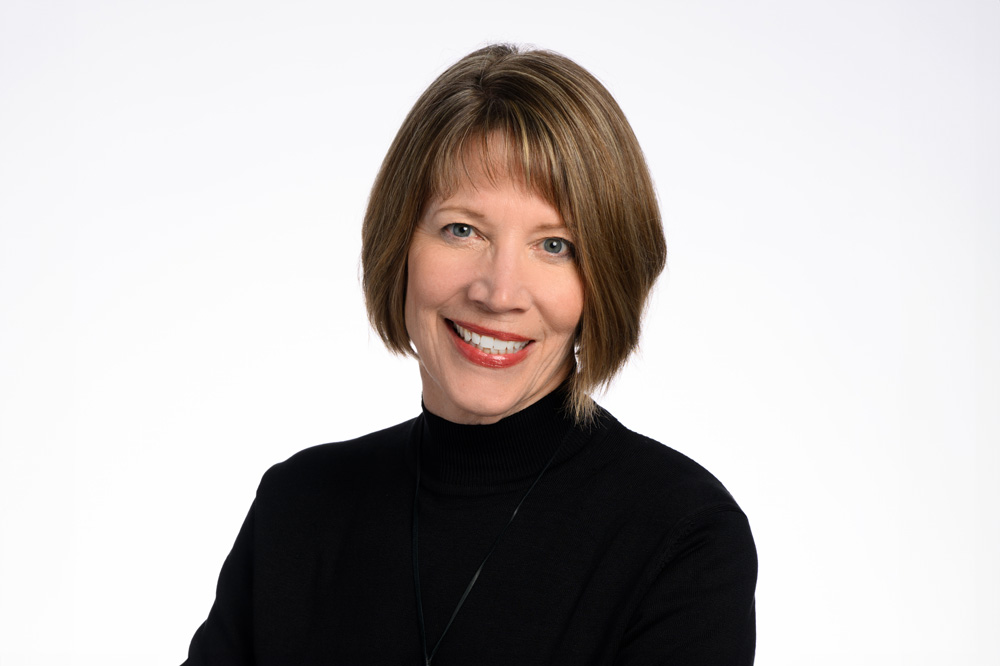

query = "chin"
[{"left": 444, "top": 385, "right": 527, "bottom": 424}]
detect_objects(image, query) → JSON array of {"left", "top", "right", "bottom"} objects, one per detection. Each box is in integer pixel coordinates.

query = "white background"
[{"left": 1, "top": 1, "right": 998, "bottom": 664}]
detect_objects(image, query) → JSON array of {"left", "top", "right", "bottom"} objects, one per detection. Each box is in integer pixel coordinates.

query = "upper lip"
[{"left": 448, "top": 319, "right": 532, "bottom": 342}]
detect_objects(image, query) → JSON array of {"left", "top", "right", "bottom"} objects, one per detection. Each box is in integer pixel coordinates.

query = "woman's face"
[{"left": 405, "top": 168, "right": 584, "bottom": 425}]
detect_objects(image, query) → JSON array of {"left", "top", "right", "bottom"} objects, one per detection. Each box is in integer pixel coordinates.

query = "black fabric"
[{"left": 183, "top": 390, "right": 757, "bottom": 665}]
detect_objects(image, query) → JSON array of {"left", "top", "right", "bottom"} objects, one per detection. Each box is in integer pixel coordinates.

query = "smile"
[
  {"left": 451, "top": 321, "right": 530, "bottom": 354},
  {"left": 446, "top": 319, "right": 532, "bottom": 369}
]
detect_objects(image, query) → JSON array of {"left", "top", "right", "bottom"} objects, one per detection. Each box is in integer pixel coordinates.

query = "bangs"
[
  {"left": 362, "top": 44, "right": 665, "bottom": 423},
  {"left": 426, "top": 123, "right": 569, "bottom": 227}
]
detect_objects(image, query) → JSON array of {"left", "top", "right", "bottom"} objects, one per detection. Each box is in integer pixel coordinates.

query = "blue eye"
[
  {"left": 542, "top": 238, "right": 573, "bottom": 256},
  {"left": 448, "top": 223, "right": 473, "bottom": 238}
]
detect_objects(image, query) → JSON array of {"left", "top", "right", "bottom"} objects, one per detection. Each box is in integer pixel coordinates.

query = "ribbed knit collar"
[{"left": 416, "top": 386, "right": 578, "bottom": 489}]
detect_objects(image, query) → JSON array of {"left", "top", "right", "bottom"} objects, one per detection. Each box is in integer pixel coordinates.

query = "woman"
[{"left": 184, "top": 44, "right": 757, "bottom": 665}]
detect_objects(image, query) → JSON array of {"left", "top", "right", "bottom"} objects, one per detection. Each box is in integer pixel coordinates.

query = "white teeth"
[{"left": 451, "top": 322, "right": 529, "bottom": 355}]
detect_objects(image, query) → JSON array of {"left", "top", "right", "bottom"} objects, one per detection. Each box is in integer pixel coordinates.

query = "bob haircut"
[{"left": 362, "top": 44, "right": 666, "bottom": 423}]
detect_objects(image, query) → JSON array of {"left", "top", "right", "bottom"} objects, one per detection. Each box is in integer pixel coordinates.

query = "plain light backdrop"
[{"left": 1, "top": 1, "right": 997, "bottom": 664}]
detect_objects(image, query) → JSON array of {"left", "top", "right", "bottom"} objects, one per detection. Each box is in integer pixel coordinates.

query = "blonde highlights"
[{"left": 362, "top": 44, "right": 665, "bottom": 423}]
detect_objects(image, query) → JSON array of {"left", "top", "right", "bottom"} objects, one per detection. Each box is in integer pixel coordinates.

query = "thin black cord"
[
  {"left": 412, "top": 442, "right": 429, "bottom": 666},
  {"left": 412, "top": 427, "right": 569, "bottom": 665}
]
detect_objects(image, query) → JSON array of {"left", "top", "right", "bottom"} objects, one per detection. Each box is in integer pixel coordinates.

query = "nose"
[{"left": 467, "top": 245, "right": 530, "bottom": 313}]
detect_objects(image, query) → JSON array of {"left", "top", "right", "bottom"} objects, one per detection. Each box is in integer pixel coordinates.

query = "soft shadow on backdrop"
[{"left": 1, "top": 1, "right": 997, "bottom": 664}]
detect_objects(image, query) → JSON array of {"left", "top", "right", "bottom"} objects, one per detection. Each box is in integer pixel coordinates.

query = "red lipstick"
[
  {"left": 446, "top": 319, "right": 532, "bottom": 369},
  {"left": 449, "top": 320, "right": 531, "bottom": 342}
]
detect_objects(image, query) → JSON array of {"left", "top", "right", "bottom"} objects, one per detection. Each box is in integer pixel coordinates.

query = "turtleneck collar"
[{"left": 416, "top": 386, "right": 578, "bottom": 489}]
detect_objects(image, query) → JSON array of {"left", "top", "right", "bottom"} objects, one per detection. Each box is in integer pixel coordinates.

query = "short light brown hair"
[{"left": 362, "top": 44, "right": 666, "bottom": 423}]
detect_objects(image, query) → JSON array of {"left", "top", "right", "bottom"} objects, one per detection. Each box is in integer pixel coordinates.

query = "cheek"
[
  {"left": 563, "top": 274, "right": 586, "bottom": 329},
  {"left": 544, "top": 272, "right": 585, "bottom": 338},
  {"left": 404, "top": 244, "right": 452, "bottom": 333}
]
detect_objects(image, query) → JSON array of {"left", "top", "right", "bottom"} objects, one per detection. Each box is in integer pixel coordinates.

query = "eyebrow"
[
  {"left": 435, "top": 205, "right": 486, "bottom": 220},
  {"left": 433, "top": 205, "right": 571, "bottom": 234}
]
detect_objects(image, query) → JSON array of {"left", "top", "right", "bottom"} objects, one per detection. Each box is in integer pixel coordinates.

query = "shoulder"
[
  {"left": 256, "top": 417, "right": 417, "bottom": 498},
  {"left": 588, "top": 408, "right": 750, "bottom": 533},
  {"left": 606, "top": 419, "right": 758, "bottom": 662},
  {"left": 592, "top": 408, "right": 757, "bottom": 581}
]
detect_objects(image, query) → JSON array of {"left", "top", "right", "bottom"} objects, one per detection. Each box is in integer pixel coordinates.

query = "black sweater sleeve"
[
  {"left": 616, "top": 505, "right": 757, "bottom": 665},
  {"left": 182, "top": 503, "right": 256, "bottom": 666}
]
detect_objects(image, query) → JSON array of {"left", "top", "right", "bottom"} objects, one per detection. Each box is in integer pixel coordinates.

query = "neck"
[{"left": 417, "top": 384, "right": 575, "bottom": 488}]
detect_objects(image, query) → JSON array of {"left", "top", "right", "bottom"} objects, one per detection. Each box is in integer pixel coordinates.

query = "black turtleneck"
[
  {"left": 183, "top": 390, "right": 757, "bottom": 665},
  {"left": 417, "top": 386, "right": 576, "bottom": 488}
]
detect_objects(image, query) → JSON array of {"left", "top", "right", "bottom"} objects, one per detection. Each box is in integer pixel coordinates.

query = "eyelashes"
[
  {"left": 442, "top": 223, "right": 575, "bottom": 260},
  {"left": 446, "top": 223, "right": 475, "bottom": 239},
  {"left": 541, "top": 238, "right": 574, "bottom": 257}
]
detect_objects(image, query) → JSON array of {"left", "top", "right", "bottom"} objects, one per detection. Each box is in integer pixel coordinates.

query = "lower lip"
[{"left": 447, "top": 321, "right": 532, "bottom": 369}]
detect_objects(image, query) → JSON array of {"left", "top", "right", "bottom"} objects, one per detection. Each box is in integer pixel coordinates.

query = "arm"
[
  {"left": 181, "top": 502, "right": 255, "bottom": 666},
  {"left": 616, "top": 505, "right": 758, "bottom": 665}
]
